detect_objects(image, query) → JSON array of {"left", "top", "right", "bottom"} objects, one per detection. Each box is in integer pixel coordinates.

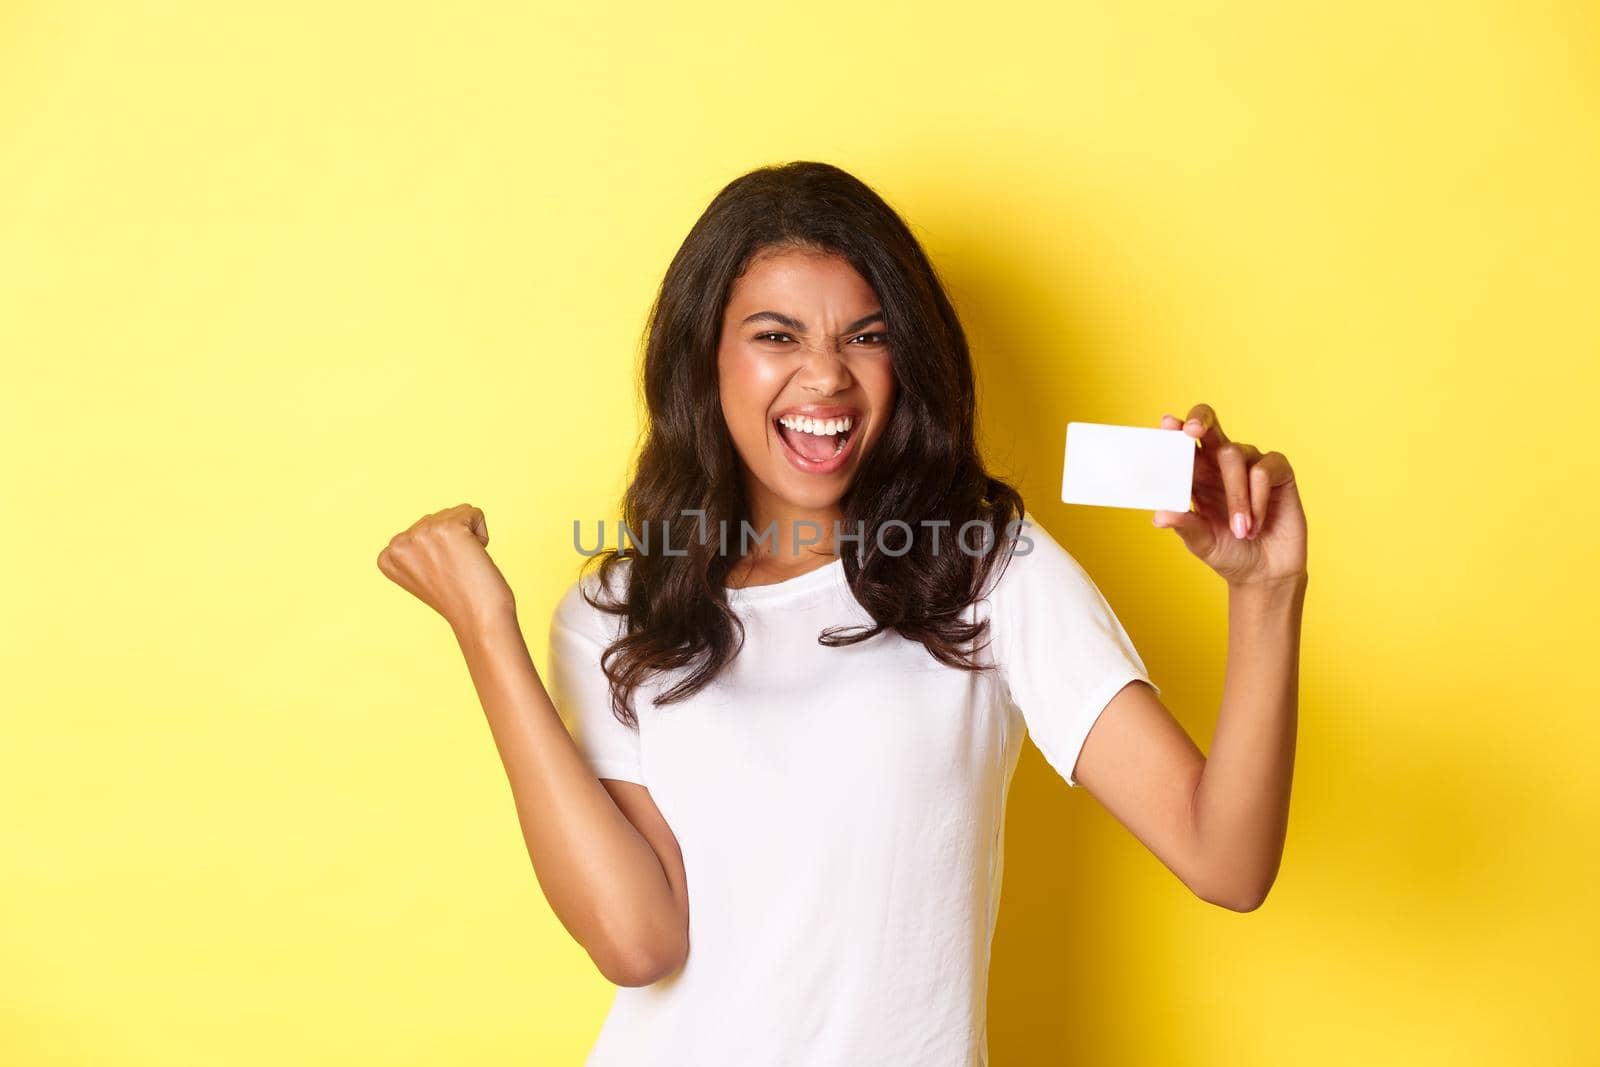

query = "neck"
[{"left": 743, "top": 490, "right": 843, "bottom": 566}]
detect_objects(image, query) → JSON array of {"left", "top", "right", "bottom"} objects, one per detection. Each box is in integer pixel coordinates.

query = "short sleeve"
[
  {"left": 986, "top": 512, "right": 1160, "bottom": 789},
  {"left": 545, "top": 577, "right": 646, "bottom": 785}
]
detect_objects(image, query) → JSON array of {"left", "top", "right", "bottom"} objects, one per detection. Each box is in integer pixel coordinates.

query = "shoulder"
[
  {"left": 978, "top": 511, "right": 1131, "bottom": 656},
  {"left": 551, "top": 556, "right": 632, "bottom": 647},
  {"left": 982, "top": 510, "right": 1097, "bottom": 606}
]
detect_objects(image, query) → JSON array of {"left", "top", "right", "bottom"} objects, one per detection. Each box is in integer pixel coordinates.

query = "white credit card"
[{"left": 1061, "top": 421, "right": 1196, "bottom": 512}]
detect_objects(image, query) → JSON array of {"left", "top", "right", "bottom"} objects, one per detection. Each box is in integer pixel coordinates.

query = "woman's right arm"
[
  {"left": 378, "top": 503, "right": 688, "bottom": 986},
  {"left": 452, "top": 609, "right": 689, "bottom": 986}
]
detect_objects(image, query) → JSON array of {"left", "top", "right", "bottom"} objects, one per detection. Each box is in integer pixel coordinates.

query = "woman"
[{"left": 377, "top": 161, "right": 1309, "bottom": 1066}]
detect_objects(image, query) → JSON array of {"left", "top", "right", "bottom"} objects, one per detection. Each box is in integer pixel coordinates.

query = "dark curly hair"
[{"left": 582, "top": 160, "right": 1025, "bottom": 724}]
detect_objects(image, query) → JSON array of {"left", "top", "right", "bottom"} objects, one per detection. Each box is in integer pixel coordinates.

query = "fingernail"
[
  {"left": 1186, "top": 418, "right": 1202, "bottom": 431},
  {"left": 1232, "top": 512, "right": 1248, "bottom": 539}
]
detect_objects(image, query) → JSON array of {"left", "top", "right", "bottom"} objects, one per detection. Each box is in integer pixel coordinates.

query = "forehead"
[{"left": 725, "top": 248, "right": 878, "bottom": 313}]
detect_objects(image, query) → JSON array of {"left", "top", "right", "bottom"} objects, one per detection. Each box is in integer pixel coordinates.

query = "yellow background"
[{"left": 4, "top": 2, "right": 1596, "bottom": 1063}]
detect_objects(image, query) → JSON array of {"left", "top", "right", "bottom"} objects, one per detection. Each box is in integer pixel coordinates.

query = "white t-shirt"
[{"left": 544, "top": 512, "right": 1159, "bottom": 1067}]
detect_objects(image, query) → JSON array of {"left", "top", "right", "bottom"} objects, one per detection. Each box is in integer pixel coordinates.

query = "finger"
[
  {"left": 1161, "top": 412, "right": 1184, "bottom": 430},
  {"left": 1246, "top": 452, "right": 1295, "bottom": 539},
  {"left": 1248, "top": 460, "right": 1270, "bottom": 539},
  {"left": 1182, "top": 403, "right": 1231, "bottom": 451},
  {"left": 1191, "top": 480, "right": 1227, "bottom": 513},
  {"left": 1152, "top": 506, "right": 1214, "bottom": 556},
  {"left": 1214, "top": 441, "right": 1257, "bottom": 538},
  {"left": 465, "top": 506, "right": 489, "bottom": 547},
  {"left": 1256, "top": 449, "right": 1296, "bottom": 487},
  {"left": 1191, "top": 451, "right": 1226, "bottom": 486},
  {"left": 1192, "top": 433, "right": 1258, "bottom": 489}
]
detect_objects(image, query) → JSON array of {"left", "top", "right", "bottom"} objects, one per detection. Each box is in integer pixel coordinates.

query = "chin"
[{"left": 764, "top": 469, "right": 848, "bottom": 509}]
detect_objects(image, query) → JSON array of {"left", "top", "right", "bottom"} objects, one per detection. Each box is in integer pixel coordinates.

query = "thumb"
[
  {"left": 464, "top": 507, "right": 490, "bottom": 548},
  {"left": 1153, "top": 507, "right": 1213, "bottom": 555}
]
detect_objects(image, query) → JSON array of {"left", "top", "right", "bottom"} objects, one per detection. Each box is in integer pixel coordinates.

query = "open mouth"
[{"left": 773, "top": 412, "right": 859, "bottom": 474}]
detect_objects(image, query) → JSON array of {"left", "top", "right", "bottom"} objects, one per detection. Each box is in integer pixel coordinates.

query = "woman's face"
[{"left": 717, "top": 246, "right": 898, "bottom": 521}]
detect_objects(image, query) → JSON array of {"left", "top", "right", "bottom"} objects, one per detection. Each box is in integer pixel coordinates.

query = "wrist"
[
  {"left": 1227, "top": 571, "right": 1309, "bottom": 603},
  {"left": 451, "top": 602, "right": 520, "bottom": 644}
]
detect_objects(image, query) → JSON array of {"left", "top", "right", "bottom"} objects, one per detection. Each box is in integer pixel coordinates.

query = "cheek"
[
  {"left": 858, "top": 360, "right": 898, "bottom": 449},
  {"left": 862, "top": 358, "right": 898, "bottom": 412},
  {"left": 718, "top": 351, "right": 782, "bottom": 444}
]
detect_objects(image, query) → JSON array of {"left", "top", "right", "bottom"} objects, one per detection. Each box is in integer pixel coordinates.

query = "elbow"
[
  {"left": 1189, "top": 867, "right": 1277, "bottom": 914},
  {"left": 595, "top": 929, "right": 688, "bottom": 988},
  {"left": 599, "top": 950, "right": 672, "bottom": 988},
  {"left": 1203, "top": 883, "right": 1271, "bottom": 913}
]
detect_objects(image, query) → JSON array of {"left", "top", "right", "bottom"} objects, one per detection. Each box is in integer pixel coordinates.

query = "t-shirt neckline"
[{"left": 724, "top": 556, "right": 845, "bottom": 604}]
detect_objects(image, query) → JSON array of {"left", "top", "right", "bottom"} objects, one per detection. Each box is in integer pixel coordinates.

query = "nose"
[{"left": 796, "top": 343, "right": 853, "bottom": 396}]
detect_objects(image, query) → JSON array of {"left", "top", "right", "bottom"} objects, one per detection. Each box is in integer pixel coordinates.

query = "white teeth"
[{"left": 778, "top": 414, "right": 854, "bottom": 436}]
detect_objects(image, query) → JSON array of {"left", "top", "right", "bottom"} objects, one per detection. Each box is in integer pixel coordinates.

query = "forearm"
[
  {"left": 1190, "top": 572, "right": 1308, "bottom": 909},
  {"left": 451, "top": 608, "right": 678, "bottom": 980}
]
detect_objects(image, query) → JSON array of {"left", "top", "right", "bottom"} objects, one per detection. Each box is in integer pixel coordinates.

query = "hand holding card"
[{"left": 1061, "top": 421, "right": 1196, "bottom": 512}]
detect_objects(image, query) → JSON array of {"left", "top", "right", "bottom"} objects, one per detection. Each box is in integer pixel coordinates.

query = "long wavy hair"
[{"left": 583, "top": 160, "right": 1025, "bottom": 724}]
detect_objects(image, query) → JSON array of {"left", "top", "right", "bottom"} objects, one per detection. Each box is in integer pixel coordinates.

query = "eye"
[
  {"left": 849, "top": 332, "right": 889, "bottom": 346},
  {"left": 755, "top": 332, "right": 794, "bottom": 344}
]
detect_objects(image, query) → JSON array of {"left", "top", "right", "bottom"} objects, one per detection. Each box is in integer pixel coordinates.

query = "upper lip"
[{"left": 773, "top": 404, "right": 861, "bottom": 421}]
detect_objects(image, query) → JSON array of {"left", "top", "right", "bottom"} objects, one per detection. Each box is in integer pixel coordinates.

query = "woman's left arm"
[{"left": 1072, "top": 402, "right": 1309, "bottom": 912}]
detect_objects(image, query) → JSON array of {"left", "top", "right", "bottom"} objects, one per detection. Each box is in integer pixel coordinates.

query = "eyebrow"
[{"left": 740, "top": 309, "right": 886, "bottom": 335}]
